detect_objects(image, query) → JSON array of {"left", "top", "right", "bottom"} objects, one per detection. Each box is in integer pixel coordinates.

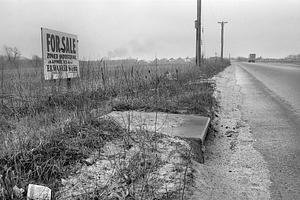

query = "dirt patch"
[{"left": 56, "top": 123, "right": 195, "bottom": 199}]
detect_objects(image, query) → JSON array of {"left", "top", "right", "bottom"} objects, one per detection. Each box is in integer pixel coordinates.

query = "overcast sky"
[{"left": 0, "top": 0, "right": 299, "bottom": 60}]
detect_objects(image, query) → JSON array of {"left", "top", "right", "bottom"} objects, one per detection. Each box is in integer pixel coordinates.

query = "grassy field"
[{"left": 0, "top": 58, "right": 230, "bottom": 199}]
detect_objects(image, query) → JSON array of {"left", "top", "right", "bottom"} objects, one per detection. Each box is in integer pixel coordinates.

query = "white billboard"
[{"left": 41, "top": 28, "right": 79, "bottom": 80}]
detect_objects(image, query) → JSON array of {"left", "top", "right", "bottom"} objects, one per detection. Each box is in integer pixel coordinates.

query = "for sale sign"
[{"left": 41, "top": 28, "right": 79, "bottom": 80}]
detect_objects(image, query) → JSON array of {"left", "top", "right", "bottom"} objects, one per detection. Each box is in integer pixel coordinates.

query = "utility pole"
[
  {"left": 218, "top": 21, "right": 228, "bottom": 61},
  {"left": 195, "top": 0, "right": 201, "bottom": 67}
]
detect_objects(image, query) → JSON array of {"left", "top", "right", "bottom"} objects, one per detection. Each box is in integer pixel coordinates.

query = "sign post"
[{"left": 41, "top": 28, "right": 79, "bottom": 89}]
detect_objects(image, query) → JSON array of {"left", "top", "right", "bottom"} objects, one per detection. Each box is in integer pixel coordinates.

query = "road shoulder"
[{"left": 190, "top": 65, "right": 271, "bottom": 199}]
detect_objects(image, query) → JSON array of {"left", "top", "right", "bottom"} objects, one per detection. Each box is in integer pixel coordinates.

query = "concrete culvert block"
[{"left": 27, "top": 184, "right": 51, "bottom": 200}]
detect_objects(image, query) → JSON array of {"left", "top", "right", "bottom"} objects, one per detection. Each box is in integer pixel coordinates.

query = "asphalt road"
[{"left": 235, "top": 62, "right": 300, "bottom": 199}]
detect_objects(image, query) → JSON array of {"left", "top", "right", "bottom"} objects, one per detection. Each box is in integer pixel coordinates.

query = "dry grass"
[{"left": 0, "top": 58, "right": 230, "bottom": 199}]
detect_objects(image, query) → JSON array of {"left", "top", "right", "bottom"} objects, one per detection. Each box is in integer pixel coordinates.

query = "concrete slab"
[{"left": 106, "top": 111, "right": 210, "bottom": 143}]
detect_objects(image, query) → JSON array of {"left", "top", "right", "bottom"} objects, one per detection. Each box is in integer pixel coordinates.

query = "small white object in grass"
[
  {"left": 13, "top": 185, "right": 24, "bottom": 198},
  {"left": 61, "top": 179, "right": 67, "bottom": 186},
  {"left": 27, "top": 184, "right": 51, "bottom": 200},
  {"left": 83, "top": 157, "right": 96, "bottom": 166}
]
